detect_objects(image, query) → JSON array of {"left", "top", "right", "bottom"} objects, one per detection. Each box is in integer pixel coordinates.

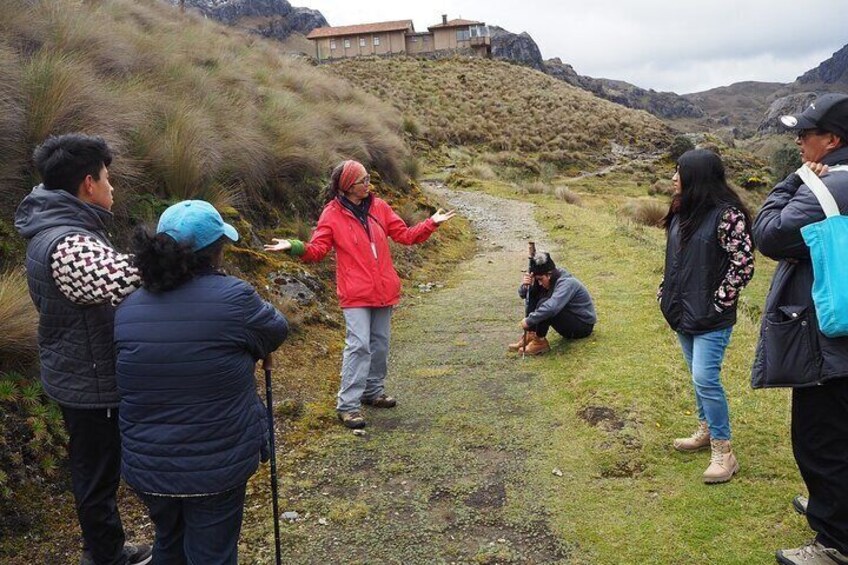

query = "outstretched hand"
[
  {"left": 431, "top": 208, "right": 456, "bottom": 225},
  {"left": 263, "top": 238, "right": 292, "bottom": 252},
  {"left": 804, "top": 161, "right": 829, "bottom": 177}
]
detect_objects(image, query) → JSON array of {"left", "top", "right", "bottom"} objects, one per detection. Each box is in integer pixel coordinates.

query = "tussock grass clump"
[
  {"left": 621, "top": 199, "right": 668, "bottom": 228},
  {"left": 0, "top": 269, "right": 37, "bottom": 363},
  {"left": 554, "top": 186, "right": 583, "bottom": 206}
]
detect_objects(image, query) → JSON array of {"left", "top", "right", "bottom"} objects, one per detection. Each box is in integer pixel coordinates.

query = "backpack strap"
[{"left": 797, "top": 165, "right": 841, "bottom": 218}]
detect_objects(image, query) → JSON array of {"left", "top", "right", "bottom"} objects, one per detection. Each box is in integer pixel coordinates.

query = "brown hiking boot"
[
  {"left": 519, "top": 336, "right": 550, "bottom": 356},
  {"left": 337, "top": 411, "right": 366, "bottom": 429},
  {"left": 703, "top": 439, "right": 739, "bottom": 484},
  {"left": 508, "top": 332, "right": 533, "bottom": 352},
  {"left": 673, "top": 421, "right": 711, "bottom": 453},
  {"left": 776, "top": 540, "right": 848, "bottom": 564},
  {"left": 362, "top": 394, "right": 397, "bottom": 408}
]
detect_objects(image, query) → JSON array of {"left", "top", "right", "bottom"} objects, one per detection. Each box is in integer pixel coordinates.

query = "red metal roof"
[
  {"left": 428, "top": 18, "right": 483, "bottom": 30},
  {"left": 307, "top": 20, "right": 414, "bottom": 39}
]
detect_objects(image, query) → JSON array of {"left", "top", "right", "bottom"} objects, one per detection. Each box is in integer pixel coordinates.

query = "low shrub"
[
  {"left": 554, "top": 186, "right": 583, "bottom": 206},
  {"left": 621, "top": 199, "right": 667, "bottom": 228}
]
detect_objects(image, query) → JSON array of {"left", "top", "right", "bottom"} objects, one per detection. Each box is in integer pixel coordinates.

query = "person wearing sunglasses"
[
  {"left": 265, "top": 160, "right": 454, "bottom": 429},
  {"left": 753, "top": 92, "right": 848, "bottom": 565}
]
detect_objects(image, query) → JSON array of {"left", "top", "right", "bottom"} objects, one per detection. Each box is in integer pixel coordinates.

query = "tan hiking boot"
[
  {"left": 519, "top": 335, "right": 550, "bottom": 356},
  {"left": 673, "top": 421, "right": 711, "bottom": 453},
  {"left": 508, "top": 332, "right": 534, "bottom": 352},
  {"left": 776, "top": 540, "right": 848, "bottom": 564},
  {"left": 703, "top": 439, "right": 739, "bottom": 484}
]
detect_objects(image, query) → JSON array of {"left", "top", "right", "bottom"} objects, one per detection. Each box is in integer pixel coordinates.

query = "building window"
[
  {"left": 423, "top": 36, "right": 430, "bottom": 42},
  {"left": 330, "top": 40, "right": 336, "bottom": 50},
  {"left": 410, "top": 37, "right": 418, "bottom": 43},
  {"left": 373, "top": 36, "right": 380, "bottom": 46},
  {"left": 344, "top": 39, "right": 351, "bottom": 49},
  {"left": 456, "top": 29, "right": 470, "bottom": 41},
  {"left": 359, "top": 37, "right": 366, "bottom": 47}
]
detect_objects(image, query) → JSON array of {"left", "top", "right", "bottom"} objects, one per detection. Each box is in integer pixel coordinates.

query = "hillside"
[
  {"left": 0, "top": 0, "right": 465, "bottom": 549},
  {"left": 324, "top": 56, "right": 673, "bottom": 173}
]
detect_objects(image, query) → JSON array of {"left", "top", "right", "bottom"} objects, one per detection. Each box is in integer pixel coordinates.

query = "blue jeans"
[
  {"left": 676, "top": 327, "right": 733, "bottom": 441},
  {"left": 338, "top": 307, "right": 393, "bottom": 413},
  {"left": 139, "top": 485, "right": 246, "bottom": 565}
]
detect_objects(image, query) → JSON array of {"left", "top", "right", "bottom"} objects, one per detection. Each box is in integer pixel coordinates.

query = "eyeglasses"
[
  {"left": 355, "top": 175, "right": 371, "bottom": 187},
  {"left": 797, "top": 129, "right": 826, "bottom": 140}
]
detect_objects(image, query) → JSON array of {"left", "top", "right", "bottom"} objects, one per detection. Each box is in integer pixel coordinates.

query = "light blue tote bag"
[{"left": 798, "top": 164, "right": 848, "bottom": 338}]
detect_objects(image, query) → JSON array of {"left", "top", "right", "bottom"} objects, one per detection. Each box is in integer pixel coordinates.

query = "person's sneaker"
[
  {"left": 673, "top": 421, "right": 711, "bottom": 453},
  {"left": 124, "top": 544, "right": 153, "bottom": 565},
  {"left": 703, "top": 439, "right": 738, "bottom": 484},
  {"left": 362, "top": 394, "right": 397, "bottom": 408},
  {"left": 508, "top": 332, "right": 533, "bottom": 352},
  {"left": 776, "top": 540, "right": 848, "bottom": 564},
  {"left": 519, "top": 336, "right": 550, "bottom": 356},
  {"left": 80, "top": 544, "right": 152, "bottom": 565},
  {"left": 793, "top": 495, "right": 809, "bottom": 516},
  {"left": 337, "top": 411, "right": 367, "bottom": 429}
]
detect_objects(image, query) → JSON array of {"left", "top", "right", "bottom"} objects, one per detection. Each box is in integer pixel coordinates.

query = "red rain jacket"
[{"left": 301, "top": 197, "right": 438, "bottom": 308}]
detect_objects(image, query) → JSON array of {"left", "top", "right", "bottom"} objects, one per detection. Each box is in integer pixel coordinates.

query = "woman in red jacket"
[{"left": 265, "top": 160, "right": 454, "bottom": 428}]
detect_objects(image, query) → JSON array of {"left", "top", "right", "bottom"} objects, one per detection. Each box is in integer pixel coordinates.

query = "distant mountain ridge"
[
  {"left": 167, "top": 3, "right": 848, "bottom": 133},
  {"left": 489, "top": 26, "right": 703, "bottom": 120}
]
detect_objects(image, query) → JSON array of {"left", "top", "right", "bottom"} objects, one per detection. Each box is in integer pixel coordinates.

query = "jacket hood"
[
  {"left": 823, "top": 145, "right": 848, "bottom": 166},
  {"left": 14, "top": 184, "right": 112, "bottom": 240}
]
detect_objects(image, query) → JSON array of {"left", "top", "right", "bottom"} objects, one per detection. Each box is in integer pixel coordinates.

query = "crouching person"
[
  {"left": 509, "top": 252, "right": 596, "bottom": 355},
  {"left": 115, "top": 201, "right": 288, "bottom": 565}
]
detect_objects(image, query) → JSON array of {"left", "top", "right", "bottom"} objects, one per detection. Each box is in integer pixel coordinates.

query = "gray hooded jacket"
[{"left": 15, "top": 185, "right": 120, "bottom": 408}]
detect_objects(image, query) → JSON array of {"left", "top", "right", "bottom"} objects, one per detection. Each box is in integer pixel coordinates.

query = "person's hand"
[
  {"left": 520, "top": 318, "right": 530, "bottom": 330},
  {"left": 262, "top": 354, "right": 274, "bottom": 371},
  {"left": 522, "top": 273, "right": 533, "bottom": 286},
  {"left": 805, "top": 161, "right": 829, "bottom": 177},
  {"left": 264, "top": 238, "right": 292, "bottom": 252},
  {"left": 431, "top": 208, "right": 456, "bottom": 225}
]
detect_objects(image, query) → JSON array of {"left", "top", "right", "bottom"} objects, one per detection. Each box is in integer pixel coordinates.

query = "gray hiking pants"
[{"left": 337, "top": 307, "right": 393, "bottom": 413}]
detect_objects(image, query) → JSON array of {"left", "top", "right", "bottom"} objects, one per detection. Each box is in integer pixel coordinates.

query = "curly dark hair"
[{"left": 132, "top": 227, "right": 225, "bottom": 293}]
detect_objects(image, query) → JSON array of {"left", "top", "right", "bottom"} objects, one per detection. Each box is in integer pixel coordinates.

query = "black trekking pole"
[
  {"left": 263, "top": 356, "right": 282, "bottom": 565},
  {"left": 523, "top": 241, "right": 536, "bottom": 360}
]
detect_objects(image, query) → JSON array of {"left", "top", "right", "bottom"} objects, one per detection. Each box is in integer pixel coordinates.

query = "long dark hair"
[
  {"left": 132, "top": 228, "right": 225, "bottom": 293},
  {"left": 662, "top": 149, "right": 751, "bottom": 243}
]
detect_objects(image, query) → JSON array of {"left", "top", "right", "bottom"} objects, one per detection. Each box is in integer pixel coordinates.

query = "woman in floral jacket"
[{"left": 658, "top": 149, "right": 754, "bottom": 484}]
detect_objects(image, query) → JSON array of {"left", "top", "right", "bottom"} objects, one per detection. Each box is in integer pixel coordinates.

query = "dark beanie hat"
[{"left": 529, "top": 251, "right": 556, "bottom": 274}]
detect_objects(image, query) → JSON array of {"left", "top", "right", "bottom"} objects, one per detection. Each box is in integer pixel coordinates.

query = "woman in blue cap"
[{"left": 115, "top": 200, "right": 288, "bottom": 565}]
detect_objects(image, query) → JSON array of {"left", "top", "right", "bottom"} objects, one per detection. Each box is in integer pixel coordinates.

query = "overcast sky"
[{"left": 307, "top": 0, "right": 846, "bottom": 94}]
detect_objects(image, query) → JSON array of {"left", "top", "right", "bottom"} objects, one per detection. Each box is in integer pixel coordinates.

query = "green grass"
[{"left": 460, "top": 175, "right": 802, "bottom": 564}]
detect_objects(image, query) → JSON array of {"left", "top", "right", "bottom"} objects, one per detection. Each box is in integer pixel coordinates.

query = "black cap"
[
  {"left": 780, "top": 93, "right": 848, "bottom": 141},
  {"left": 529, "top": 252, "right": 556, "bottom": 274}
]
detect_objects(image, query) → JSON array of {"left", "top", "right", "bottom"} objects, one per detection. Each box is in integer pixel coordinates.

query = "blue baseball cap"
[{"left": 157, "top": 200, "right": 239, "bottom": 251}]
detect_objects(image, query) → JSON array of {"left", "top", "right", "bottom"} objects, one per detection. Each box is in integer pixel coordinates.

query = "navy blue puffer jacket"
[{"left": 115, "top": 271, "right": 288, "bottom": 495}]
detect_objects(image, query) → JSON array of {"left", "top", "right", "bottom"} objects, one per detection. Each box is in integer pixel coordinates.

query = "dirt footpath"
[{"left": 238, "top": 184, "right": 572, "bottom": 564}]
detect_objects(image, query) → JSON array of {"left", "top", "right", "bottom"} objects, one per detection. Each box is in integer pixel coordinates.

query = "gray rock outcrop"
[
  {"left": 758, "top": 92, "right": 819, "bottom": 133},
  {"left": 489, "top": 26, "right": 544, "bottom": 71},
  {"left": 169, "top": 0, "right": 327, "bottom": 39}
]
